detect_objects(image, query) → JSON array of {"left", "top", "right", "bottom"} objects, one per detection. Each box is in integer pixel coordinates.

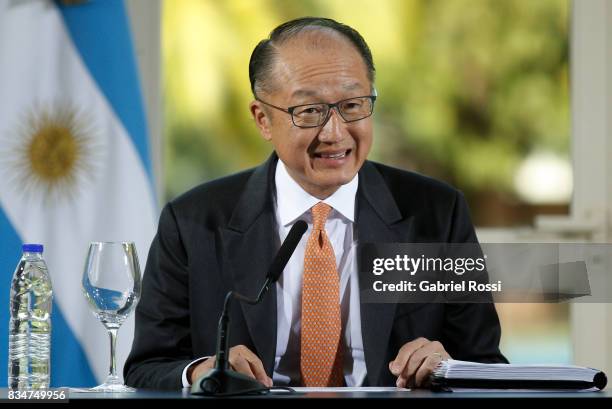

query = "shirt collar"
[{"left": 274, "top": 159, "right": 358, "bottom": 226}]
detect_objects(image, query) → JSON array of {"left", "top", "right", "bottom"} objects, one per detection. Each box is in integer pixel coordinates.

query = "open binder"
[{"left": 431, "top": 360, "right": 608, "bottom": 391}]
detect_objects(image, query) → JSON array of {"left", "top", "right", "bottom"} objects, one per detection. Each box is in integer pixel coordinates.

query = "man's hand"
[
  {"left": 188, "top": 345, "right": 273, "bottom": 387},
  {"left": 389, "top": 337, "right": 451, "bottom": 388}
]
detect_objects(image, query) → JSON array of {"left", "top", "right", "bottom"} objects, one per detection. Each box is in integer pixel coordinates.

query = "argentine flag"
[{"left": 0, "top": 0, "right": 157, "bottom": 387}]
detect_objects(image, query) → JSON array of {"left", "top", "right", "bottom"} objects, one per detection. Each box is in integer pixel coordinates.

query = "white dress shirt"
[
  {"left": 273, "top": 160, "right": 366, "bottom": 386},
  {"left": 182, "top": 160, "right": 367, "bottom": 387}
]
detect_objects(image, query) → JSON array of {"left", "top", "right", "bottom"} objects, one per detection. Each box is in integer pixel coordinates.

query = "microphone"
[{"left": 191, "top": 220, "right": 308, "bottom": 396}]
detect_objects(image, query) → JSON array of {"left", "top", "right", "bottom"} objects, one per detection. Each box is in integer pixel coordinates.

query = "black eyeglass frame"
[{"left": 255, "top": 95, "right": 377, "bottom": 128}]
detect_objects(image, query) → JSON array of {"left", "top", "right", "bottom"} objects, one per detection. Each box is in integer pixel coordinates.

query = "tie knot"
[{"left": 311, "top": 202, "right": 332, "bottom": 231}]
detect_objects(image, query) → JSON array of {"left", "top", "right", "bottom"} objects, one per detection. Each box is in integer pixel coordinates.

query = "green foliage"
[{"left": 163, "top": 0, "right": 569, "bottom": 214}]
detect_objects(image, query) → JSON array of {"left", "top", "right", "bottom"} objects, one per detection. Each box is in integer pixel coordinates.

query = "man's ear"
[{"left": 250, "top": 101, "right": 273, "bottom": 141}]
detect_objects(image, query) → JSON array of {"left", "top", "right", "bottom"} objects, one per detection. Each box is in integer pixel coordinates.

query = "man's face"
[{"left": 250, "top": 31, "right": 374, "bottom": 199}]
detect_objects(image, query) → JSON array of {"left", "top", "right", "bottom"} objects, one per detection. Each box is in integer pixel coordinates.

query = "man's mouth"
[{"left": 314, "top": 149, "right": 351, "bottom": 159}]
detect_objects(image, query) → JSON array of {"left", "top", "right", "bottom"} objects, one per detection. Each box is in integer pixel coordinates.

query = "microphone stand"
[
  {"left": 191, "top": 220, "right": 307, "bottom": 396},
  {"left": 191, "top": 278, "right": 274, "bottom": 396}
]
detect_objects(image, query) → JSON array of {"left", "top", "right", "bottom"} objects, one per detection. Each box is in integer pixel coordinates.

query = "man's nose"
[{"left": 317, "top": 108, "right": 347, "bottom": 143}]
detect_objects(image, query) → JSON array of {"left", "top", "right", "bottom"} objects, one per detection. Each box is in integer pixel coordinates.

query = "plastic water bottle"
[{"left": 8, "top": 244, "right": 53, "bottom": 390}]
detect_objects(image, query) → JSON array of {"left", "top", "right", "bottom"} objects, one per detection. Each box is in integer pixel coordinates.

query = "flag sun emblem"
[{"left": 1, "top": 105, "right": 98, "bottom": 201}]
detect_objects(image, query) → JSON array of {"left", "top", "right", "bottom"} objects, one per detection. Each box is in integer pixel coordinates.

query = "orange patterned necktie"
[{"left": 300, "top": 202, "right": 344, "bottom": 386}]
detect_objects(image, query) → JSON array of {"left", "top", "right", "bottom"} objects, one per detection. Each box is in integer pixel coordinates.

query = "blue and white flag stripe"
[
  {"left": 0, "top": 0, "right": 157, "bottom": 387},
  {"left": 58, "top": 0, "right": 154, "bottom": 182}
]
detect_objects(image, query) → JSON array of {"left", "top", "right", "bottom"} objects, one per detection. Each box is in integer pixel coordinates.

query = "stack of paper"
[{"left": 432, "top": 360, "right": 607, "bottom": 391}]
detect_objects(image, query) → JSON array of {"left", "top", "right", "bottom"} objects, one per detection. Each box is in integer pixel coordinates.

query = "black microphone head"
[
  {"left": 267, "top": 220, "right": 308, "bottom": 283},
  {"left": 292, "top": 220, "right": 308, "bottom": 236}
]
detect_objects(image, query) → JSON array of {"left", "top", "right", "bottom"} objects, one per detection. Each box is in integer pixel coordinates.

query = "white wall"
[
  {"left": 568, "top": 0, "right": 612, "bottom": 376},
  {"left": 126, "top": 0, "right": 163, "bottom": 206}
]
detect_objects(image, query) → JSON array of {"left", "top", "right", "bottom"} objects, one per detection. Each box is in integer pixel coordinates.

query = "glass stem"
[{"left": 108, "top": 328, "right": 118, "bottom": 379}]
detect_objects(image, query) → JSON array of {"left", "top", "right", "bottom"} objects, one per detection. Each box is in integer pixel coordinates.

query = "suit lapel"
[
  {"left": 357, "top": 161, "right": 414, "bottom": 386},
  {"left": 219, "top": 154, "right": 279, "bottom": 376}
]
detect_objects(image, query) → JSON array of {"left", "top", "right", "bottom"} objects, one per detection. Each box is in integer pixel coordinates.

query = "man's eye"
[
  {"left": 343, "top": 102, "right": 362, "bottom": 111},
  {"left": 297, "top": 107, "right": 322, "bottom": 115}
]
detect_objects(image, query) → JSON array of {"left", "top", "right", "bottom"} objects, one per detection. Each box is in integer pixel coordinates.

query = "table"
[{"left": 1, "top": 388, "right": 610, "bottom": 402}]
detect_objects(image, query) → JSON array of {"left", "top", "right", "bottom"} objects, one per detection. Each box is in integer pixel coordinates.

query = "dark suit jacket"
[{"left": 124, "top": 153, "right": 507, "bottom": 390}]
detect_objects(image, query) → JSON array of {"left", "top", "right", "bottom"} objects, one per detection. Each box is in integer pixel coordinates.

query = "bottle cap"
[{"left": 22, "top": 244, "right": 44, "bottom": 253}]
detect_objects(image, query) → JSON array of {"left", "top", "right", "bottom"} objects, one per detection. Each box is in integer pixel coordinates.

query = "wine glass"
[{"left": 82, "top": 242, "right": 142, "bottom": 392}]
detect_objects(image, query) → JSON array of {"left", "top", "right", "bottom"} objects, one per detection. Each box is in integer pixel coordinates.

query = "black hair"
[{"left": 248, "top": 17, "right": 375, "bottom": 96}]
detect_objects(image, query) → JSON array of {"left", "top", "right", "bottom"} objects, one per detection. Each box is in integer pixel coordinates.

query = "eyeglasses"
[{"left": 255, "top": 95, "right": 377, "bottom": 128}]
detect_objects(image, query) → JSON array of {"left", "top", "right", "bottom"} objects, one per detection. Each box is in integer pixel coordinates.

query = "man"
[{"left": 124, "top": 17, "right": 506, "bottom": 390}]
